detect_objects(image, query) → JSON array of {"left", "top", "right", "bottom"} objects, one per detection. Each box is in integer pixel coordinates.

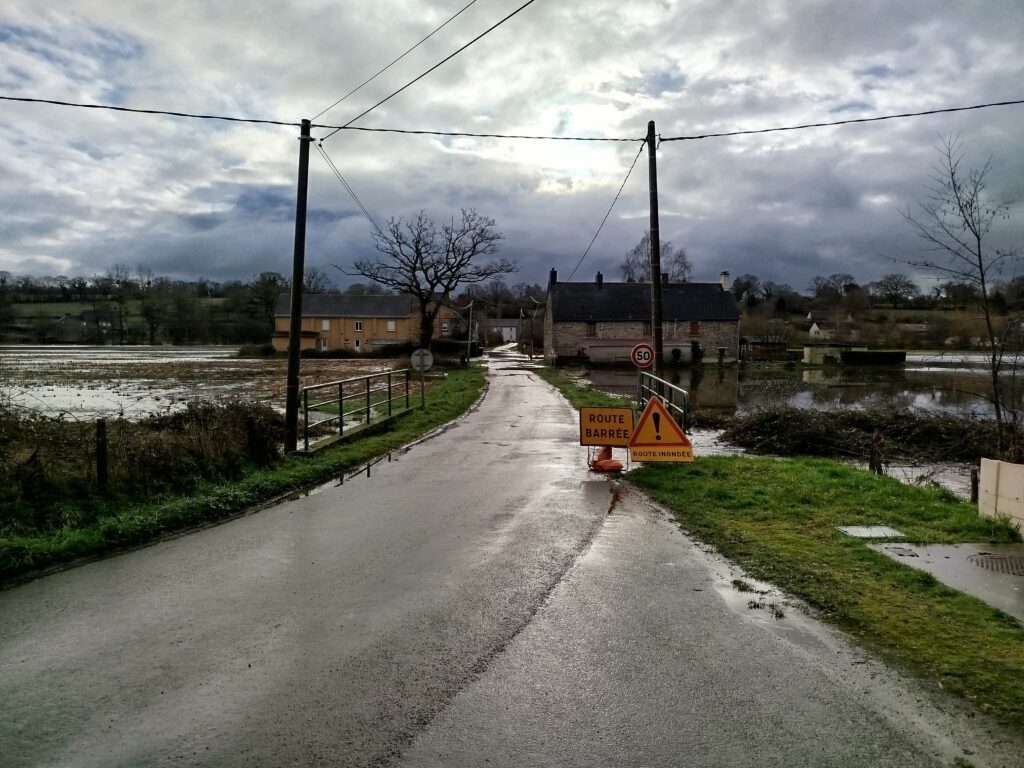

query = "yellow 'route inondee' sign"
[
  {"left": 579, "top": 407, "right": 634, "bottom": 447},
  {"left": 628, "top": 397, "right": 693, "bottom": 462}
]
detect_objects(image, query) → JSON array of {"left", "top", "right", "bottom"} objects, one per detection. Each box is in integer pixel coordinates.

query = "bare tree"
[
  {"left": 303, "top": 266, "right": 335, "bottom": 293},
  {"left": 341, "top": 209, "right": 515, "bottom": 348},
  {"left": 900, "top": 135, "right": 1021, "bottom": 458},
  {"left": 620, "top": 231, "right": 692, "bottom": 283}
]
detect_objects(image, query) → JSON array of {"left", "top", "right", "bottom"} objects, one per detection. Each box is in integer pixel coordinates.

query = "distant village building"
[
  {"left": 484, "top": 318, "right": 519, "bottom": 343},
  {"left": 543, "top": 270, "right": 740, "bottom": 365},
  {"left": 271, "top": 294, "right": 458, "bottom": 353}
]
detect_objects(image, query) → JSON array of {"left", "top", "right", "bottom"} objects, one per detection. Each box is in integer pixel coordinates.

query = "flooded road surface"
[{"left": 2, "top": 348, "right": 1019, "bottom": 766}]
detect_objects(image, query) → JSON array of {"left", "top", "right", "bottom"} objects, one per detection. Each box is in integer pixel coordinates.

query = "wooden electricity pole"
[
  {"left": 647, "top": 120, "right": 665, "bottom": 378},
  {"left": 285, "top": 118, "right": 312, "bottom": 452}
]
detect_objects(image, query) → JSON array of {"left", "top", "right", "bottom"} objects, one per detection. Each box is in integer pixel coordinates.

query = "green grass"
[
  {"left": 0, "top": 366, "right": 485, "bottom": 582},
  {"left": 538, "top": 363, "right": 1024, "bottom": 729},
  {"left": 534, "top": 367, "right": 627, "bottom": 409}
]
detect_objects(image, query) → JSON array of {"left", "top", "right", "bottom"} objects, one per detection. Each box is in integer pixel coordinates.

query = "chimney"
[
  {"left": 596, "top": 271, "right": 603, "bottom": 289},
  {"left": 549, "top": 268, "right": 557, "bottom": 287},
  {"left": 719, "top": 271, "right": 732, "bottom": 292}
]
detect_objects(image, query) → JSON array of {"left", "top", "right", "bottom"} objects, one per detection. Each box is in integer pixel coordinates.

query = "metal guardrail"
[
  {"left": 637, "top": 370, "right": 690, "bottom": 430},
  {"left": 301, "top": 369, "right": 414, "bottom": 452}
]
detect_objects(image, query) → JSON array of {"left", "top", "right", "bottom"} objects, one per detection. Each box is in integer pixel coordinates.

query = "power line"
[
  {"left": 319, "top": 0, "right": 541, "bottom": 141},
  {"left": 314, "top": 143, "right": 381, "bottom": 232},
  {"left": 311, "top": 124, "right": 641, "bottom": 142},
  {"left": 562, "top": 141, "right": 646, "bottom": 285},
  {"left": 312, "top": 0, "right": 481, "bottom": 121},
  {"left": 660, "top": 99, "right": 1024, "bottom": 142},
  {"left": 0, "top": 95, "right": 301, "bottom": 126}
]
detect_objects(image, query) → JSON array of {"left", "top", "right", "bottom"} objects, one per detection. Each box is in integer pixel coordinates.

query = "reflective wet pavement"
[
  {"left": 872, "top": 542, "right": 1024, "bottom": 624},
  {"left": 1, "top": 347, "right": 1021, "bottom": 767}
]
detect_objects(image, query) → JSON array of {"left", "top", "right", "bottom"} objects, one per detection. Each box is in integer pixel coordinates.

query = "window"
[
  {"left": 354, "top": 321, "right": 363, "bottom": 332},
  {"left": 586, "top": 321, "right": 596, "bottom": 336},
  {"left": 441, "top": 322, "right": 449, "bottom": 334},
  {"left": 689, "top": 321, "right": 700, "bottom": 336},
  {"left": 387, "top": 320, "right": 396, "bottom": 333},
  {"left": 321, "top": 320, "right": 329, "bottom": 331}
]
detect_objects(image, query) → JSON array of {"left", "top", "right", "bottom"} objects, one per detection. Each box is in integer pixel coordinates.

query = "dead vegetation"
[{"left": 719, "top": 405, "right": 999, "bottom": 464}]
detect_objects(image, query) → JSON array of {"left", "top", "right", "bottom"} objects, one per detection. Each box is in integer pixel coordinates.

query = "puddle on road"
[{"left": 706, "top": 560, "right": 834, "bottom": 656}]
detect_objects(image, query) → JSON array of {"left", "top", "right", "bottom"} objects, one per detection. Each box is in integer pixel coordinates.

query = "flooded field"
[
  {"left": 585, "top": 352, "right": 1014, "bottom": 418},
  {"left": 584, "top": 352, "right": 1021, "bottom": 499},
  {"left": 0, "top": 346, "right": 393, "bottom": 419}
]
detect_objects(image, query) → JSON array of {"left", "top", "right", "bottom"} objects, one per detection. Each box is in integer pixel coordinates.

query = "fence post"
[
  {"left": 96, "top": 418, "right": 108, "bottom": 492},
  {"left": 339, "top": 381, "right": 344, "bottom": 436},
  {"left": 971, "top": 467, "right": 979, "bottom": 504},
  {"left": 387, "top": 372, "right": 393, "bottom": 416},
  {"left": 303, "top": 389, "right": 310, "bottom": 452},
  {"left": 366, "top": 377, "right": 372, "bottom": 424}
]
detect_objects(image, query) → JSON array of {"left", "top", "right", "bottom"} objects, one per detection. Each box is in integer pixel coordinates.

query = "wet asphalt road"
[{"left": 1, "top": 349, "right": 1020, "bottom": 767}]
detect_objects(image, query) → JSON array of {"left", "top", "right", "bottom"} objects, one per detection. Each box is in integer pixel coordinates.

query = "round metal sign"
[
  {"left": 631, "top": 343, "right": 655, "bottom": 368},
  {"left": 410, "top": 348, "right": 434, "bottom": 372}
]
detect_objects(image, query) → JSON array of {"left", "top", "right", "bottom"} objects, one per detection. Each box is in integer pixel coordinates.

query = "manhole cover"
[{"left": 968, "top": 553, "right": 1024, "bottom": 577}]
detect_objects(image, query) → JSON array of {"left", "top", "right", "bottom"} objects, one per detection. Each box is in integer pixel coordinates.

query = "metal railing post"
[
  {"left": 406, "top": 369, "right": 410, "bottom": 410},
  {"left": 365, "top": 376, "right": 372, "bottom": 424},
  {"left": 387, "top": 372, "right": 393, "bottom": 416},
  {"left": 338, "top": 381, "right": 344, "bottom": 436},
  {"left": 303, "top": 388, "right": 310, "bottom": 452}
]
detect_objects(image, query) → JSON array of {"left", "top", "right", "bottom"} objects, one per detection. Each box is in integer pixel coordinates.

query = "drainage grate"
[{"left": 967, "top": 553, "right": 1024, "bottom": 577}]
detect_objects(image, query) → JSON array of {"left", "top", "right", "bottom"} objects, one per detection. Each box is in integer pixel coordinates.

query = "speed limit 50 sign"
[{"left": 631, "top": 343, "right": 655, "bottom": 368}]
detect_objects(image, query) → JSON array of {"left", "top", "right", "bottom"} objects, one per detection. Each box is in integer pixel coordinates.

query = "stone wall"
[{"left": 547, "top": 319, "right": 739, "bottom": 364}]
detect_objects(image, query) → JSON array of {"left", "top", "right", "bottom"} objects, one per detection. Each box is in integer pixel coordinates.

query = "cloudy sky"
[{"left": 1, "top": 0, "right": 1022, "bottom": 292}]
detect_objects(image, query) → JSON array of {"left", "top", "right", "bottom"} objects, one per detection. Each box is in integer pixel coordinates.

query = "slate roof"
[
  {"left": 273, "top": 293, "right": 413, "bottom": 318},
  {"left": 549, "top": 282, "right": 739, "bottom": 323}
]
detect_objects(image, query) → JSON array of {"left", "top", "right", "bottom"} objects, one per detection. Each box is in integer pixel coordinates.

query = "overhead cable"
[
  {"left": 660, "top": 99, "right": 1024, "bottom": 142},
  {"left": 319, "top": 0, "right": 541, "bottom": 141},
  {"left": 314, "top": 143, "right": 381, "bottom": 233},
  {"left": 562, "top": 141, "right": 646, "bottom": 285},
  {"left": 0, "top": 95, "right": 301, "bottom": 126},
  {"left": 312, "top": 124, "right": 641, "bottom": 142},
  {"left": 312, "top": 0, "right": 481, "bottom": 121}
]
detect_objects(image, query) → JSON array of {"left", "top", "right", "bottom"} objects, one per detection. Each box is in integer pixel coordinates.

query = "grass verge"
[
  {"left": 539, "top": 364, "right": 1024, "bottom": 730},
  {"left": 0, "top": 365, "right": 485, "bottom": 584}
]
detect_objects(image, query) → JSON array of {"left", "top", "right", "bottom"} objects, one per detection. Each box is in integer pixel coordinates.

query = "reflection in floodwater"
[{"left": 586, "top": 358, "right": 1013, "bottom": 419}]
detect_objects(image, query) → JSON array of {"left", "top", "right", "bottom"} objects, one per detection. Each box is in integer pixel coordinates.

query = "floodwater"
[
  {"left": 584, "top": 353, "right": 1021, "bottom": 499},
  {"left": 585, "top": 352, "right": 1016, "bottom": 418},
  {"left": 0, "top": 345, "right": 392, "bottom": 419}
]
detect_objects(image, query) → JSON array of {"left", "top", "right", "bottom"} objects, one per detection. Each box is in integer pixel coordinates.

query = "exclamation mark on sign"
[{"left": 652, "top": 412, "right": 662, "bottom": 440}]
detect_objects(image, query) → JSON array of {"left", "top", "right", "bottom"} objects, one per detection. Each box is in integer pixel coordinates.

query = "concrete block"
[{"left": 979, "top": 458, "right": 1024, "bottom": 528}]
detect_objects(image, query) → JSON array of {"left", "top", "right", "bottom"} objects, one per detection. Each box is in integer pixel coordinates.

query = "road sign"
[
  {"left": 410, "top": 348, "right": 434, "bottom": 372},
  {"left": 579, "top": 407, "right": 634, "bottom": 446},
  {"left": 631, "top": 343, "right": 655, "bottom": 368},
  {"left": 628, "top": 397, "right": 693, "bottom": 462}
]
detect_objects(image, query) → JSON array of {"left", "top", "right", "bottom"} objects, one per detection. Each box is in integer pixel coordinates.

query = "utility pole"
[
  {"left": 466, "top": 300, "right": 473, "bottom": 363},
  {"left": 285, "top": 118, "right": 312, "bottom": 453},
  {"left": 647, "top": 120, "right": 665, "bottom": 378}
]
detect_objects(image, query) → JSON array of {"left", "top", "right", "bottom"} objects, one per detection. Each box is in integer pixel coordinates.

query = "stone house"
[
  {"left": 271, "top": 294, "right": 459, "bottom": 353},
  {"left": 543, "top": 270, "right": 740, "bottom": 365}
]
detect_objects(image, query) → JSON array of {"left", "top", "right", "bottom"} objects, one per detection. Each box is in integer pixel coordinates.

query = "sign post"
[{"left": 410, "top": 348, "right": 433, "bottom": 408}]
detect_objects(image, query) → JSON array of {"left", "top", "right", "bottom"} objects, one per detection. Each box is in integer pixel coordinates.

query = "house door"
[
  {"left": 354, "top": 339, "right": 361, "bottom": 352},
  {"left": 317, "top": 338, "right": 327, "bottom": 352}
]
